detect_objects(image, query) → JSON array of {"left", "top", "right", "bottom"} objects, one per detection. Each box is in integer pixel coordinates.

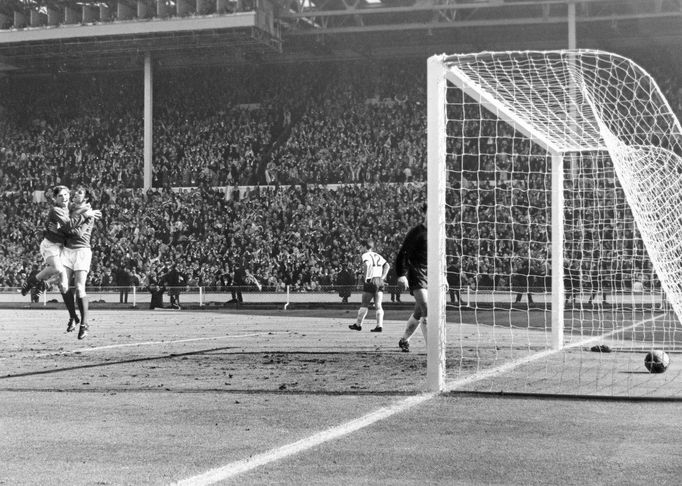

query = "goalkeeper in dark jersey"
[{"left": 395, "top": 204, "right": 428, "bottom": 353}]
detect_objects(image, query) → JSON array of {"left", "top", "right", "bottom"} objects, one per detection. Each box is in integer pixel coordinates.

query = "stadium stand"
[{"left": 0, "top": 51, "right": 680, "bottom": 294}]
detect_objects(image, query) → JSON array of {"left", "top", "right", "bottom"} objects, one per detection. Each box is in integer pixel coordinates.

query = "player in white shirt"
[{"left": 349, "top": 239, "right": 390, "bottom": 333}]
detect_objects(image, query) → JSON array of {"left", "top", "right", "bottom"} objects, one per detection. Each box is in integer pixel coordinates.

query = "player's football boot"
[
  {"left": 66, "top": 315, "right": 80, "bottom": 333},
  {"left": 348, "top": 324, "right": 362, "bottom": 331},
  {"left": 370, "top": 327, "right": 383, "bottom": 333},
  {"left": 398, "top": 338, "right": 410, "bottom": 352},
  {"left": 77, "top": 324, "right": 89, "bottom": 340}
]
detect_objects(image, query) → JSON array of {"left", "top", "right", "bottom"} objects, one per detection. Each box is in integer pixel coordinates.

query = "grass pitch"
[{"left": 3, "top": 307, "right": 682, "bottom": 485}]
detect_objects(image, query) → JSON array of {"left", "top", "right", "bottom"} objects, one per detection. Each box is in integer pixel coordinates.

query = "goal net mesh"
[{"left": 435, "top": 50, "right": 682, "bottom": 397}]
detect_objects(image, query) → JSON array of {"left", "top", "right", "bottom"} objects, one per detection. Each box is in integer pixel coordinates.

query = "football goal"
[{"left": 426, "top": 50, "right": 682, "bottom": 397}]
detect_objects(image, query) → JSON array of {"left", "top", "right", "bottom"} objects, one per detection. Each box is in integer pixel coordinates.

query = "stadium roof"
[{"left": 0, "top": 0, "right": 680, "bottom": 75}]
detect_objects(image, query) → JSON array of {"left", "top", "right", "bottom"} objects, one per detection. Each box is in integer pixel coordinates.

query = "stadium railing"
[{"left": 0, "top": 285, "right": 668, "bottom": 310}]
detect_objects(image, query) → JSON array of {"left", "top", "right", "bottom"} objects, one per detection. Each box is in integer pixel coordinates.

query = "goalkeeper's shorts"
[{"left": 407, "top": 265, "right": 428, "bottom": 291}]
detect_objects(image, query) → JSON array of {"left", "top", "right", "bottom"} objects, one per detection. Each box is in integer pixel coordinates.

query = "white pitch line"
[
  {"left": 171, "top": 313, "right": 668, "bottom": 485},
  {"left": 68, "top": 332, "right": 284, "bottom": 354},
  {"left": 8, "top": 332, "right": 286, "bottom": 360},
  {"left": 171, "top": 392, "right": 436, "bottom": 486},
  {"left": 444, "top": 312, "right": 667, "bottom": 392}
]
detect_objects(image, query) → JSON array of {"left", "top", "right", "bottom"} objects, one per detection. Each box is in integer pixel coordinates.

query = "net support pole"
[
  {"left": 551, "top": 152, "right": 565, "bottom": 349},
  {"left": 426, "top": 55, "right": 447, "bottom": 392}
]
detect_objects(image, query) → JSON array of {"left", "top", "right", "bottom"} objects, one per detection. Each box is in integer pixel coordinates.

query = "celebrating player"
[
  {"left": 349, "top": 239, "right": 390, "bottom": 333},
  {"left": 395, "top": 203, "right": 428, "bottom": 352},
  {"left": 53, "top": 186, "right": 101, "bottom": 339},
  {"left": 21, "top": 186, "right": 100, "bottom": 311}
]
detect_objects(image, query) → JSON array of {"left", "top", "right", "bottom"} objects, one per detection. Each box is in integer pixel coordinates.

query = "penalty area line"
[
  {"left": 26, "top": 332, "right": 287, "bottom": 359},
  {"left": 171, "top": 392, "right": 435, "bottom": 486}
]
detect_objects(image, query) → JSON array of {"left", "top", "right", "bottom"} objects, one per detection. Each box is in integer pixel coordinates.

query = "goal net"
[{"left": 426, "top": 50, "right": 682, "bottom": 397}]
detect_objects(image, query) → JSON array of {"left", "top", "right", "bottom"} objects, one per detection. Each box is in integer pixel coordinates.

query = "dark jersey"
[
  {"left": 44, "top": 206, "right": 89, "bottom": 245},
  {"left": 395, "top": 223, "right": 427, "bottom": 290},
  {"left": 43, "top": 207, "right": 70, "bottom": 245},
  {"left": 64, "top": 203, "right": 96, "bottom": 249}
]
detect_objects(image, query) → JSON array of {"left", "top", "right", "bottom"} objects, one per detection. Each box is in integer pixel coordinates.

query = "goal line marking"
[
  {"left": 172, "top": 313, "right": 666, "bottom": 485},
  {"left": 445, "top": 313, "right": 666, "bottom": 392}
]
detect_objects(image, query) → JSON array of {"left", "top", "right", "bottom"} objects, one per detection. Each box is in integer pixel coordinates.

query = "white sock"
[
  {"left": 375, "top": 309, "right": 384, "bottom": 328},
  {"left": 420, "top": 317, "right": 428, "bottom": 347},
  {"left": 356, "top": 307, "right": 368, "bottom": 326}
]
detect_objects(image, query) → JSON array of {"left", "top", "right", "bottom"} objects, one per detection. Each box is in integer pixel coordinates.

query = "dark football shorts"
[
  {"left": 408, "top": 265, "right": 428, "bottom": 291},
  {"left": 363, "top": 277, "right": 385, "bottom": 294}
]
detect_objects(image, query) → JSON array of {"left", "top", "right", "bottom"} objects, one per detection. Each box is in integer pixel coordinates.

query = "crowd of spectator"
[
  {"left": 0, "top": 60, "right": 427, "bottom": 191},
  {"left": 0, "top": 0, "right": 256, "bottom": 30},
  {"left": 0, "top": 182, "right": 425, "bottom": 294},
  {"left": 0, "top": 48, "right": 680, "bottom": 297}
]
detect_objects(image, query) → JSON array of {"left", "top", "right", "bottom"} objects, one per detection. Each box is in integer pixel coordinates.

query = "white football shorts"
[
  {"left": 62, "top": 247, "right": 92, "bottom": 272},
  {"left": 40, "top": 238, "right": 63, "bottom": 261}
]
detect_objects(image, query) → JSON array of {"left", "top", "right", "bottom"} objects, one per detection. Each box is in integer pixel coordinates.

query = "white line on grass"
[
  {"left": 19, "top": 332, "right": 287, "bottom": 360},
  {"left": 171, "top": 313, "right": 667, "bottom": 485},
  {"left": 71, "top": 332, "right": 284, "bottom": 353},
  {"left": 444, "top": 312, "right": 667, "bottom": 392}
]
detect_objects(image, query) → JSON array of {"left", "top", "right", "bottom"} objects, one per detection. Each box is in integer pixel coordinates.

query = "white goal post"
[{"left": 426, "top": 50, "right": 682, "bottom": 396}]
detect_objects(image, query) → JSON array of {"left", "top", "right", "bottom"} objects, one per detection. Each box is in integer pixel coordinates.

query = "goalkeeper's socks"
[
  {"left": 420, "top": 317, "right": 428, "bottom": 346},
  {"left": 402, "top": 314, "right": 420, "bottom": 340}
]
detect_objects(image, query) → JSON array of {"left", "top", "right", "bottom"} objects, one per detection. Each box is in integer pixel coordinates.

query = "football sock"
[
  {"left": 420, "top": 317, "right": 428, "bottom": 346},
  {"left": 61, "top": 290, "right": 78, "bottom": 320},
  {"left": 77, "top": 296, "right": 89, "bottom": 326},
  {"left": 402, "top": 314, "right": 420, "bottom": 341},
  {"left": 375, "top": 309, "right": 384, "bottom": 328},
  {"left": 356, "top": 307, "right": 368, "bottom": 326}
]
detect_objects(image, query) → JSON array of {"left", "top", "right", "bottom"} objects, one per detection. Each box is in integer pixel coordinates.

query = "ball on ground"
[{"left": 644, "top": 350, "right": 670, "bottom": 374}]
